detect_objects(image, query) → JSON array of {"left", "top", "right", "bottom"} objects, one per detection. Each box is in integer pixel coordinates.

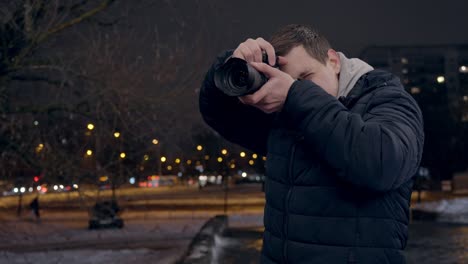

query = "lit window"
[{"left": 411, "top": 87, "right": 421, "bottom": 94}]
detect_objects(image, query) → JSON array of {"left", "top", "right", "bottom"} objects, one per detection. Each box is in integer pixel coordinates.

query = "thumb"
[
  {"left": 277, "top": 56, "right": 288, "bottom": 66},
  {"left": 250, "top": 62, "right": 281, "bottom": 78}
]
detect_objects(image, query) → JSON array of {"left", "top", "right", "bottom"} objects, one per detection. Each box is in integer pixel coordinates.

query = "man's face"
[{"left": 280, "top": 45, "right": 340, "bottom": 96}]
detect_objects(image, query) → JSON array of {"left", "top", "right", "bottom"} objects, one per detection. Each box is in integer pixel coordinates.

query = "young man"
[{"left": 199, "top": 24, "right": 424, "bottom": 263}]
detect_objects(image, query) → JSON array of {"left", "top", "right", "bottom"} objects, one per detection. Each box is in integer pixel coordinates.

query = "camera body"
[{"left": 214, "top": 52, "right": 278, "bottom": 97}]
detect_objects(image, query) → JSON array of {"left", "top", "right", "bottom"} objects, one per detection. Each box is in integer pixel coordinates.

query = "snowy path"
[{"left": 0, "top": 214, "right": 208, "bottom": 264}]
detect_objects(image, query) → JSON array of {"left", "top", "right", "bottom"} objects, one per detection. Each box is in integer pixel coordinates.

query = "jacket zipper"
[{"left": 282, "top": 136, "right": 301, "bottom": 263}]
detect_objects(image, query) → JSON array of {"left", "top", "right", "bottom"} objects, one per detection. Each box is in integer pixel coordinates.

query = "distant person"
[
  {"left": 29, "top": 196, "right": 40, "bottom": 221},
  {"left": 199, "top": 24, "right": 424, "bottom": 263}
]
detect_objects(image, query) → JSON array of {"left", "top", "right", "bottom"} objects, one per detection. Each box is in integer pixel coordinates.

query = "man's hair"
[{"left": 269, "top": 24, "right": 332, "bottom": 65}]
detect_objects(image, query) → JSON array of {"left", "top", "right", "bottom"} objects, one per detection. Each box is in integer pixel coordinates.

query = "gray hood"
[{"left": 337, "top": 52, "right": 374, "bottom": 98}]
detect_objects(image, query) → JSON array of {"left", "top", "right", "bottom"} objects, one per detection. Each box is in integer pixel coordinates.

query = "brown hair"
[{"left": 269, "top": 24, "right": 332, "bottom": 65}]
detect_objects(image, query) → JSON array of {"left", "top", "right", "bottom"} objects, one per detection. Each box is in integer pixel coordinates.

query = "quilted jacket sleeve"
[{"left": 283, "top": 77, "right": 424, "bottom": 192}]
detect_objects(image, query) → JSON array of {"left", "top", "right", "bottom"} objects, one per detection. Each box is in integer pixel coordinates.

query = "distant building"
[
  {"left": 360, "top": 45, "right": 468, "bottom": 123},
  {"left": 360, "top": 45, "right": 468, "bottom": 180}
]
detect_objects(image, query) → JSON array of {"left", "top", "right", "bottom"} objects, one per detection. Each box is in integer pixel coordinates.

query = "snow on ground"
[
  {"left": 228, "top": 213, "right": 263, "bottom": 228},
  {"left": 1, "top": 248, "right": 181, "bottom": 264},
  {"left": 412, "top": 197, "right": 468, "bottom": 223},
  {"left": 0, "top": 211, "right": 209, "bottom": 264},
  {"left": 0, "top": 210, "right": 266, "bottom": 264}
]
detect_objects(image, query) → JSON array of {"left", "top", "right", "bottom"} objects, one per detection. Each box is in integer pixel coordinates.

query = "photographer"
[{"left": 199, "top": 24, "right": 424, "bottom": 264}]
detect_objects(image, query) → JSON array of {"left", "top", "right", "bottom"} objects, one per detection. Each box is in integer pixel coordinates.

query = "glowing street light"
[
  {"left": 87, "top": 123, "right": 95, "bottom": 130},
  {"left": 240, "top": 152, "right": 246, "bottom": 158},
  {"left": 436, "top": 76, "right": 445, "bottom": 84},
  {"left": 221, "top": 149, "right": 228, "bottom": 155},
  {"left": 86, "top": 149, "right": 93, "bottom": 156},
  {"left": 249, "top": 160, "right": 255, "bottom": 165},
  {"left": 36, "top": 143, "right": 44, "bottom": 153},
  {"left": 175, "top": 158, "right": 181, "bottom": 164},
  {"left": 217, "top": 157, "right": 223, "bottom": 163},
  {"left": 144, "top": 154, "right": 149, "bottom": 161},
  {"left": 114, "top": 132, "right": 120, "bottom": 138},
  {"left": 120, "top": 152, "right": 126, "bottom": 159},
  {"left": 252, "top": 153, "right": 258, "bottom": 159},
  {"left": 161, "top": 156, "right": 167, "bottom": 162},
  {"left": 152, "top": 139, "right": 159, "bottom": 145},
  {"left": 460, "top": 65, "right": 468, "bottom": 73},
  {"left": 196, "top": 145, "right": 203, "bottom": 151}
]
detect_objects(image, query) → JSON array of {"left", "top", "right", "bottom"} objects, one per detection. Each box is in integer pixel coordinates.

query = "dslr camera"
[{"left": 214, "top": 52, "right": 278, "bottom": 97}]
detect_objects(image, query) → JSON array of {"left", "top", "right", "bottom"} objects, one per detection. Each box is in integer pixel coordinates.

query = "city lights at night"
[{"left": 0, "top": 1, "right": 467, "bottom": 263}]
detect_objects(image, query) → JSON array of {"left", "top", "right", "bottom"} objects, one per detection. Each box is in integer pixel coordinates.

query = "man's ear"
[{"left": 327, "top": 49, "right": 341, "bottom": 74}]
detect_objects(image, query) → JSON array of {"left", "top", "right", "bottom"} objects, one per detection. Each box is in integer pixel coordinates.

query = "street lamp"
[
  {"left": 86, "top": 149, "right": 93, "bottom": 156},
  {"left": 120, "top": 152, "right": 126, "bottom": 159},
  {"left": 240, "top": 152, "right": 246, "bottom": 158},
  {"left": 87, "top": 123, "right": 95, "bottom": 130},
  {"left": 114, "top": 132, "right": 120, "bottom": 138},
  {"left": 152, "top": 139, "right": 161, "bottom": 176},
  {"left": 196, "top": 145, "right": 203, "bottom": 151},
  {"left": 436, "top": 76, "right": 445, "bottom": 84}
]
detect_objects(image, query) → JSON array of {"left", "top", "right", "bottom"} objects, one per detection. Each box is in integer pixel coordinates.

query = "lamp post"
[
  {"left": 153, "top": 139, "right": 162, "bottom": 176},
  {"left": 160, "top": 156, "right": 166, "bottom": 176},
  {"left": 221, "top": 148, "right": 229, "bottom": 214},
  {"left": 113, "top": 130, "right": 122, "bottom": 202},
  {"left": 196, "top": 145, "right": 205, "bottom": 173}
]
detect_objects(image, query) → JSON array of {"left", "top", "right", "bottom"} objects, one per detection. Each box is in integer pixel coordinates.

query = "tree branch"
[
  {"left": 12, "top": 0, "right": 116, "bottom": 68},
  {"left": 39, "top": 0, "right": 116, "bottom": 43}
]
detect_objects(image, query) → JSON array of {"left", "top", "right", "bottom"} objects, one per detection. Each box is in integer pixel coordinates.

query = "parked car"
[{"left": 88, "top": 200, "right": 124, "bottom": 229}]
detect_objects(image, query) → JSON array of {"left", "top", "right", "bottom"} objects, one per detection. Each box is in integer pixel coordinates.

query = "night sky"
[
  {"left": 8, "top": 0, "right": 467, "bottom": 153},
  {"left": 213, "top": 0, "right": 468, "bottom": 56}
]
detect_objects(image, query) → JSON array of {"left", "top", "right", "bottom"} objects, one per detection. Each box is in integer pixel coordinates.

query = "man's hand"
[
  {"left": 239, "top": 62, "right": 295, "bottom": 113},
  {"left": 232, "top": 37, "right": 277, "bottom": 66}
]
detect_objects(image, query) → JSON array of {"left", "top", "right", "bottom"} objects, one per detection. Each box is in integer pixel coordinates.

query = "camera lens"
[
  {"left": 214, "top": 57, "right": 268, "bottom": 97},
  {"left": 232, "top": 69, "right": 248, "bottom": 87}
]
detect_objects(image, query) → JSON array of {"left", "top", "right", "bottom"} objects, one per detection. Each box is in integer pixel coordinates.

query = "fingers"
[
  {"left": 240, "top": 96, "right": 280, "bottom": 114},
  {"left": 245, "top": 39, "right": 263, "bottom": 62},
  {"left": 255, "top": 37, "right": 276, "bottom": 66},
  {"left": 233, "top": 37, "right": 276, "bottom": 65},
  {"left": 239, "top": 82, "right": 271, "bottom": 105},
  {"left": 249, "top": 62, "right": 281, "bottom": 78},
  {"left": 233, "top": 43, "right": 255, "bottom": 62}
]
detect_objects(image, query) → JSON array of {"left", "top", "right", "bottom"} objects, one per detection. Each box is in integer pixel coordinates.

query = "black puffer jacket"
[{"left": 199, "top": 51, "right": 424, "bottom": 264}]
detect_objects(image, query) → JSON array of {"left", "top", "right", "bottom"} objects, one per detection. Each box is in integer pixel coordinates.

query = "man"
[{"left": 199, "top": 24, "right": 424, "bottom": 263}]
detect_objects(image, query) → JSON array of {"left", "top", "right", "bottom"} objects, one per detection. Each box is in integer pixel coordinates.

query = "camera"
[{"left": 214, "top": 52, "right": 278, "bottom": 97}]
